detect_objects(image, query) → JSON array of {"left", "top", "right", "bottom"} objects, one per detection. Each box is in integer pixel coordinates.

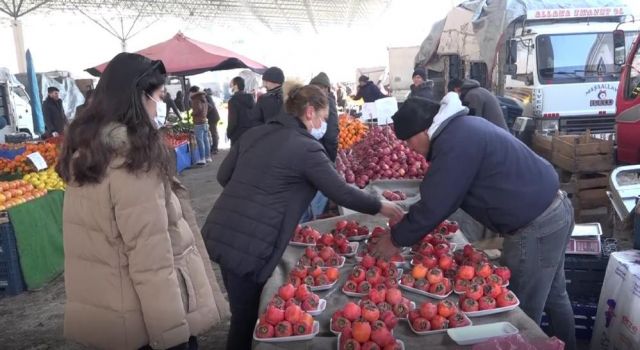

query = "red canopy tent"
[{"left": 86, "top": 32, "right": 267, "bottom": 77}]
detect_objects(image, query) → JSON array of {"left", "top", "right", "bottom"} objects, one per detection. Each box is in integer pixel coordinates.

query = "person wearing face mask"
[
  {"left": 190, "top": 89, "right": 212, "bottom": 165},
  {"left": 202, "top": 83, "right": 405, "bottom": 350},
  {"left": 226, "top": 76, "right": 255, "bottom": 145},
  {"left": 150, "top": 90, "right": 168, "bottom": 129},
  {"left": 57, "top": 53, "right": 229, "bottom": 350},
  {"left": 301, "top": 72, "right": 339, "bottom": 222}
]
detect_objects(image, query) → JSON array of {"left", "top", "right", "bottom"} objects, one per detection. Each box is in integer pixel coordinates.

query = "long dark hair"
[{"left": 57, "top": 53, "right": 173, "bottom": 185}]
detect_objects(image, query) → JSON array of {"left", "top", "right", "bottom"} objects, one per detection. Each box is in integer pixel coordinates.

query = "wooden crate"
[
  {"left": 532, "top": 132, "right": 553, "bottom": 161},
  {"left": 551, "top": 132, "right": 614, "bottom": 173},
  {"left": 576, "top": 173, "right": 609, "bottom": 190},
  {"left": 576, "top": 188, "right": 609, "bottom": 209}
]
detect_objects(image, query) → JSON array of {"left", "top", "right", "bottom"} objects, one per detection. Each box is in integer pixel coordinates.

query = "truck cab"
[
  {"left": 417, "top": 4, "right": 633, "bottom": 137},
  {"left": 0, "top": 69, "right": 35, "bottom": 142},
  {"left": 613, "top": 29, "right": 640, "bottom": 163},
  {"left": 506, "top": 16, "right": 636, "bottom": 136}
]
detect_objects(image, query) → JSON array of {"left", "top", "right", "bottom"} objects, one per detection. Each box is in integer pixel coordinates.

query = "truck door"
[{"left": 616, "top": 45, "right": 640, "bottom": 163}]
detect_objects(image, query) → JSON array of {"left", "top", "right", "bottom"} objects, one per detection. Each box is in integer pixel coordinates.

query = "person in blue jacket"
[
  {"left": 351, "top": 75, "right": 386, "bottom": 103},
  {"left": 372, "top": 94, "right": 577, "bottom": 350}
]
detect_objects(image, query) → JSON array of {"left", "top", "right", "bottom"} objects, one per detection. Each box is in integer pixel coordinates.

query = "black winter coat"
[
  {"left": 252, "top": 87, "right": 283, "bottom": 125},
  {"left": 203, "top": 114, "right": 381, "bottom": 283},
  {"left": 321, "top": 92, "right": 339, "bottom": 162},
  {"left": 408, "top": 82, "right": 434, "bottom": 100},
  {"left": 42, "top": 97, "right": 67, "bottom": 136},
  {"left": 227, "top": 92, "right": 255, "bottom": 143},
  {"left": 353, "top": 81, "right": 386, "bottom": 103},
  {"left": 460, "top": 80, "right": 508, "bottom": 131}
]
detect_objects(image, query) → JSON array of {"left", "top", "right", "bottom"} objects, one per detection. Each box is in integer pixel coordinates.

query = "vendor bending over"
[{"left": 373, "top": 94, "right": 577, "bottom": 350}]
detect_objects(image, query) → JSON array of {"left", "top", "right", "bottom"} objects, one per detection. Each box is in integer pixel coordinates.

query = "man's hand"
[
  {"left": 379, "top": 200, "right": 404, "bottom": 223},
  {"left": 371, "top": 232, "right": 401, "bottom": 260}
]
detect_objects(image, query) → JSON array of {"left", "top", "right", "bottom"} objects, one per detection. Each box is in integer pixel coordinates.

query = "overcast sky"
[{"left": 1, "top": 0, "right": 639, "bottom": 84}]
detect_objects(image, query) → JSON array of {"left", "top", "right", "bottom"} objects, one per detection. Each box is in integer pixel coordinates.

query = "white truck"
[
  {"left": 415, "top": 0, "right": 635, "bottom": 135},
  {"left": 388, "top": 46, "right": 420, "bottom": 103},
  {"left": 0, "top": 68, "right": 35, "bottom": 142}
]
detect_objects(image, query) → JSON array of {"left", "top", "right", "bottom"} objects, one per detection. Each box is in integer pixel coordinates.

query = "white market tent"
[{"left": 0, "top": 0, "right": 393, "bottom": 72}]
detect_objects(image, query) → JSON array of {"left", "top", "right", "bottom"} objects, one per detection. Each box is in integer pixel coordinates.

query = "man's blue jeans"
[
  {"left": 300, "top": 191, "right": 328, "bottom": 223},
  {"left": 194, "top": 123, "right": 211, "bottom": 163},
  {"left": 501, "top": 191, "right": 576, "bottom": 350}
]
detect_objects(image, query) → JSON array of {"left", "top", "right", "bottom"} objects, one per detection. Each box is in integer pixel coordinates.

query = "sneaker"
[
  {"left": 196, "top": 161, "right": 206, "bottom": 166},
  {"left": 206, "top": 158, "right": 213, "bottom": 163}
]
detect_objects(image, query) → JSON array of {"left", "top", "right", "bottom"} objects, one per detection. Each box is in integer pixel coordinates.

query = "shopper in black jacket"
[
  {"left": 42, "top": 87, "right": 67, "bottom": 138},
  {"left": 448, "top": 78, "right": 508, "bottom": 130},
  {"left": 202, "top": 84, "right": 403, "bottom": 350},
  {"left": 408, "top": 67, "right": 434, "bottom": 100},
  {"left": 309, "top": 72, "right": 339, "bottom": 162},
  {"left": 226, "top": 76, "right": 255, "bottom": 145},
  {"left": 252, "top": 66, "right": 284, "bottom": 125},
  {"left": 352, "top": 75, "right": 386, "bottom": 103},
  {"left": 304, "top": 72, "right": 340, "bottom": 221}
]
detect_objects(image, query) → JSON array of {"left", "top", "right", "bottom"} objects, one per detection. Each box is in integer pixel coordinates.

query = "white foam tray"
[
  {"left": 306, "top": 299, "right": 327, "bottom": 316},
  {"left": 447, "top": 321, "right": 519, "bottom": 345}
]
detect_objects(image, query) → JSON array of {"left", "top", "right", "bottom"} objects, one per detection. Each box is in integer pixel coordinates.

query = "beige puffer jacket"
[{"left": 63, "top": 123, "right": 229, "bottom": 350}]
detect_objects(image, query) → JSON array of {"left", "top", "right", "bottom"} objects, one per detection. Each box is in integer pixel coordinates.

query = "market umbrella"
[
  {"left": 25, "top": 49, "right": 44, "bottom": 134},
  {"left": 86, "top": 32, "right": 267, "bottom": 77}
]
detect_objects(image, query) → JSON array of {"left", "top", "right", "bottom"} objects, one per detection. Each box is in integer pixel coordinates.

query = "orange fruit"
[{"left": 412, "top": 263, "right": 429, "bottom": 280}]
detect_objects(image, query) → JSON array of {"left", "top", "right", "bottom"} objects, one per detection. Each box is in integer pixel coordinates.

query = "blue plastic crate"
[
  {"left": 0, "top": 215, "right": 26, "bottom": 296},
  {"left": 541, "top": 301, "right": 598, "bottom": 340}
]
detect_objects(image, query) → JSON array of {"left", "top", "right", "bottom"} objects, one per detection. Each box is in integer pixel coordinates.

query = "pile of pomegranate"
[{"left": 336, "top": 126, "right": 429, "bottom": 188}]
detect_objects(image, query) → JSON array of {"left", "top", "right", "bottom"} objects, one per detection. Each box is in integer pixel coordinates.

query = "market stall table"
[
  {"left": 254, "top": 230, "right": 548, "bottom": 349},
  {"left": 0, "top": 190, "right": 63, "bottom": 295}
]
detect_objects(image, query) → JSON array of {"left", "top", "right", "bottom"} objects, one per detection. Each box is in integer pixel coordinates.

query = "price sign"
[{"left": 27, "top": 152, "right": 48, "bottom": 171}]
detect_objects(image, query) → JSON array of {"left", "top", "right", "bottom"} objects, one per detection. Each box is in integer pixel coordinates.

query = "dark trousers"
[
  {"left": 210, "top": 123, "right": 219, "bottom": 153},
  {"left": 221, "top": 267, "right": 265, "bottom": 350},
  {"left": 501, "top": 191, "right": 577, "bottom": 350}
]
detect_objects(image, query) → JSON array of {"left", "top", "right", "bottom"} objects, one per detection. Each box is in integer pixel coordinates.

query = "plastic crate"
[
  {"left": 0, "top": 212, "right": 26, "bottom": 296},
  {"left": 564, "top": 254, "right": 609, "bottom": 303},
  {"left": 541, "top": 301, "right": 598, "bottom": 340}
]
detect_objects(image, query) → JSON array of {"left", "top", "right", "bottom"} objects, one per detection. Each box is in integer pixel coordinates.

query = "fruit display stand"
[
  {"left": 165, "top": 132, "right": 193, "bottom": 173},
  {"left": 254, "top": 215, "right": 549, "bottom": 349},
  {"left": 174, "top": 143, "right": 192, "bottom": 173},
  {"left": 0, "top": 190, "right": 64, "bottom": 295}
]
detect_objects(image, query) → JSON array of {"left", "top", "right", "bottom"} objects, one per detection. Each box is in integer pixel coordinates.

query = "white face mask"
[
  {"left": 148, "top": 94, "right": 167, "bottom": 128},
  {"left": 311, "top": 120, "right": 327, "bottom": 140}
]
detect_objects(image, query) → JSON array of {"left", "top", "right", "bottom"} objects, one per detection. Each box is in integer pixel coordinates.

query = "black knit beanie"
[
  {"left": 392, "top": 97, "right": 441, "bottom": 140},
  {"left": 412, "top": 67, "right": 427, "bottom": 80},
  {"left": 262, "top": 66, "right": 285, "bottom": 84}
]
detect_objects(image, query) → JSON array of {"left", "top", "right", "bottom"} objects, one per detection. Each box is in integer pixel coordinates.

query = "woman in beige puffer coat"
[{"left": 57, "top": 53, "right": 228, "bottom": 350}]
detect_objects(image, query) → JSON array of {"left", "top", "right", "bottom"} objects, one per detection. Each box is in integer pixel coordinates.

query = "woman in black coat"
[{"left": 202, "top": 84, "right": 403, "bottom": 350}]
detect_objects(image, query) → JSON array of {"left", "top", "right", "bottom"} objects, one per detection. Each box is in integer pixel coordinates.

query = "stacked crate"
[
  {"left": 551, "top": 132, "right": 614, "bottom": 224},
  {"left": 0, "top": 212, "right": 26, "bottom": 296}
]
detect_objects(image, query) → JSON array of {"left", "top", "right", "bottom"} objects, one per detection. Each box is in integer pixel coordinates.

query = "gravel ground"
[{"left": 0, "top": 150, "right": 231, "bottom": 350}]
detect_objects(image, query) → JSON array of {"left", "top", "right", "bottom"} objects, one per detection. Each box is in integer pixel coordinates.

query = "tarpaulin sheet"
[{"left": 9, "top": 190, "right": 64, "bottom": 290}]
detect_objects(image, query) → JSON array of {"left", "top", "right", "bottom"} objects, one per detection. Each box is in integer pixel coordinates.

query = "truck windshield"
[{"left": 537, "top": 32, "right": 636, "bottom": 84}]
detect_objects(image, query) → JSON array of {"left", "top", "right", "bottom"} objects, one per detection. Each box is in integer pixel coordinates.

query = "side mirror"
[
  {"left": 613, "top": 29, "right": 626, "bottom": 66},
  {"left": 507, "top": 40, "right": 518, "bottom": 65}
]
